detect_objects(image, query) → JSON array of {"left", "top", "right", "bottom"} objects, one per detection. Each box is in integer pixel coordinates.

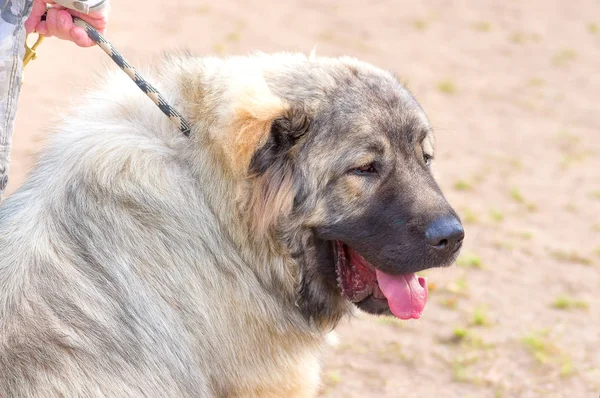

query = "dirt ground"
[{"left": 10, "top": 1, "right": 600, "bottom": 397}]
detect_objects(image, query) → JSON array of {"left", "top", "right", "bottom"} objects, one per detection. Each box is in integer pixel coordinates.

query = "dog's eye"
[
  {"left": 351, "top": 163, "right": 377, "bottom": 175},
  {"left": 424, "top": 154, "right": 433, "bottom": 166}
]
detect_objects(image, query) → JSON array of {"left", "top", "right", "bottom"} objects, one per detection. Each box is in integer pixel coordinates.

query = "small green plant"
[
  {"left": 509, "top": 32, "right": 526, "bottom": 43},
  {"left": 526, "top": 202, "right": 538, "bottom": 212},
  {"left": 522, "top": 330, "right": 573, "bottom": 376},
  {"left": 212, "top": 43, "right": 226, "bottom": 55},
  {"left": 457, "top": 253, "right": 483, "bottom": 269},
  {"left": 490, "top": 209, "right": 504, "bottom": 222},
  {"left": 588, "top": 22, "right": 599, "bottom": 34},
  {"left": 461, "top": 208, "right": 478, "bottom": 224},
  {"left": 413, "top": 18, "right": 428, "bottom": 30},
  {"left": 225, "top": 32, "right": 241, "bottom": 42},
  {"left": 437, "top": 80, "right": 456, "bottom": 94},
  {"left": 454, "top": 180, "right": 472, "bottom": 191},
  {"left": 522, "top": 330, "right": 553, "bottom": 364},
  {"left": 510, "top": 188, "right": 524, "bottom": 203},
  {"left": 509, "top": 158, "right": 523, "bottom": 170},
  {"left": 493, "top": 240, "right": 513, "bottom": 251},
  {"left": 447, "top": 277, "right": 470, "bottom": 296},
  {"left": 472, "top": 305, "right": 490, "bottom": 326},
  {"left": 551, "top": 295, "right": 589, "bottom": 311},
  {"left": 377, "top": 342, "right": 407, "bottom": 363},
  {"left": 550, "top": 250, "right": 593, "bottom": 265},
  {"left": 473, "top": 22, "right": 491, "bottom": 32},
  {"left": 528, "top": 77, "right": 545, "bottom": 87},
  {"left": 510, "top": 230, "right": 533, "bottom": 240},
  {"left": 552, "top": 49, "right": 577, "bottom": 66},
  {"left": 565, "top": 202, "right": 578, "bottom": 213},
  {"left": 454, "top": 328, "right": 493, "bottom": 349},
  {"left": 323, "top": 370, "right": 341, "bottom": 387},
  {"left": 451, "top": 353, "right": 480, "bottom": 383},
  {"left": 590, "top": 191, "right": 600, "bottom": 200}
]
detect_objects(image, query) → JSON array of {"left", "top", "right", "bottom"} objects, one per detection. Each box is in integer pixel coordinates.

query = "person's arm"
[
  {"left": 0, "top": 0, "right": 109, "bottom": 199},
  {"left": 0, "top": 0, "right": 33, "bottom": 198}
]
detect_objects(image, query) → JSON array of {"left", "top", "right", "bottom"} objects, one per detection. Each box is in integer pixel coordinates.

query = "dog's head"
[{"left": 187, "top": 54, "right": 464, "bottom": 326}]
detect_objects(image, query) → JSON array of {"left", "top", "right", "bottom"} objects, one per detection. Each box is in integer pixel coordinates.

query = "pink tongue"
[{"left": 375, "top": 270, "right": 428, "bottom": 320}]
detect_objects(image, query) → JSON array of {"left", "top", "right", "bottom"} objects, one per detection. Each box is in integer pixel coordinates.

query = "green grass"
[
  {"left": 565, "top": 202, "right": 578, "bottom": 213},
  {"left": 472, "top": 22, "right": 491, "bottom": 32},
  {"left": 489, "top": 209, "right": 504, "bottom": 223},
  {"left": 323, "top": 370, "right": 341, "bottom": 387},
  {"left": 509, "top": 158, "right": 523, "bottom": 170},
  {"left": 461, "top": 208, "right": 479, "bottom": 224},
  {"left": 588, "top": 22, "right": 599, "bottom": 34},
  {"left": 447, "top": 277, "right": 470, "bottom": 296},
  {"left": 472, "top": 305, "right": 490, "bottom": 326},
  {"left": 522, "top": 330, "right": 574, "bottom": 376},
  {"left": 493, "top": 240, "right": 513, "bottom": 251},
  {"left": 413, "top": 18, "right": 428, "bottom": 31},
  {"left": 437, "top": 80, "right": 457, "bottom": 94},
  {"left": 550, "top": 250, "right": 593, "bottom": 265},
  {"left": 450, "top": 328, "right": 494, "bottom": 349},
  {"left": 510, "top": 188, "right": 525, "bottom": 203},
  {"left": 457, "top": 253, "right": 484, "bottom": 269},
  {"left": 528, "top": 77, "right": 545, "bottom": 87},
  {"left": 454, "top": 180, "right": 472, "bottom": 191},
  {"left": 522, "top": 330, "right": 554, "bottom": 364},
  {"left": 551, "top": 295, "right": 589, "bottom": 311},
  {"left": 590, "top": 191, "right": 600, "bottom": 200},
  {"left": 451, "top": 353, "right": 482, "bottom": 383},
  {"left": 526, "top": 202, "right": 538, "bottom": 213},
  {"left": 510, "top": 230, "right": 533, "bottom": 240},
  {"left": 377, "top": 342, "right": 408, "bottom": 363},
  {"left": 225, "top": 32, "right": 241, "bottom": 42},
  {"left": 509, "top": 32, "right": 526, "bottom": 43},
  {"left": 211, "top": 43, "right": 227, "bottom": 55},
  {"left": 552, "top": 49, "right": 578, "bottom": 66}
]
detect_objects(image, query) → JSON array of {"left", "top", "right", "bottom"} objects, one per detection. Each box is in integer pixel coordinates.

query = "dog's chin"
[{"left": 355, "top": 296, "right": 393, "bottom": 316}]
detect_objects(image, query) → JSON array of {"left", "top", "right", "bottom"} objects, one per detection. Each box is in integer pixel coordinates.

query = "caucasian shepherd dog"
[{"left": 0, "top": 52, "right": 463, "bottom": 397}]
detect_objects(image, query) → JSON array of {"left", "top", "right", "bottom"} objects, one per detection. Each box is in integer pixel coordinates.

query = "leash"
[{"left": 23, "top": 16, "right": 191, "bottom": 137}]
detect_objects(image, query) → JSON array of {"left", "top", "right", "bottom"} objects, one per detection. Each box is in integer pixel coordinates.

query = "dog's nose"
[{"left": 425, "top": 216, "right": 464, "bottom": 251}]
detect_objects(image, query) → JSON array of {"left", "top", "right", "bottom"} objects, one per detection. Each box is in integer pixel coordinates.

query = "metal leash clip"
[{"left": 22, "top": 33, "right": 45, "bottom": 85}]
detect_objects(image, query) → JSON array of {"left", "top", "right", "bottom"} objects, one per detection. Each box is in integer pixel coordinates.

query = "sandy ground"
[{"left": 10, "top": 1, "right": 600, "bottom": 397}]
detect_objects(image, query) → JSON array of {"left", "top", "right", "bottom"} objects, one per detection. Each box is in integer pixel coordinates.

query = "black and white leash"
[{"left": 71, "top": 17, "right": 192, "bottom": 137}]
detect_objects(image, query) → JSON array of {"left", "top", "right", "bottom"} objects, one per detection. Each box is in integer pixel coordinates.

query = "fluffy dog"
[{"left": 0, "top": 52, "right": 463, "bottom": 397}]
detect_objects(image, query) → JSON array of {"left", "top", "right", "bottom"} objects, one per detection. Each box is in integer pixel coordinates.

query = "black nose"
[{"left": 425, "top": 216, "right": 464, "bottom": 251}]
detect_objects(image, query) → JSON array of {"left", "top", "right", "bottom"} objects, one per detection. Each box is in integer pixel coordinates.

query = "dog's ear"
[
  {"left": 249, "top": 107, "right": 309, "bottom": 175},
  {"left": 247, "top": 107, "right": 310, "bottom": 236}
]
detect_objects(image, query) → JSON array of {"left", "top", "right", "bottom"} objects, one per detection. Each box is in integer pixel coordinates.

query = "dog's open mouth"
[{"left": 334, "top": 241, "right": 428, "bottom": 320}]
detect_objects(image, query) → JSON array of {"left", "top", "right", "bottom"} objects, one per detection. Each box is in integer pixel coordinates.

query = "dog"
[{"left": 0, "top": 52, "right": 463, "bottom": 397}]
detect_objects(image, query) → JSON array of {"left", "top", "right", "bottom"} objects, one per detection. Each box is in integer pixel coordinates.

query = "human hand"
[{"left": 24, "top": 0, "right": 110, "bottom": 47}]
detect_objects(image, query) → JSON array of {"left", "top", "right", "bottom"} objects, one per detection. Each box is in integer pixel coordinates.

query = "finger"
[
  {"left": 24, "top": 0, "right": 48, "bottom": 34},
  {"left": 70, "top": 26, "right": 94, "bottom": 47},
  {"left": 54, "top": 9, "right": 75, "bottom": 41},
  {"left": 66, "top": 7, "right": 108, "bottom": 33},
  {"left": 35, "top": 21, "right": 50, "bottom": 36},
  {"left": 45, "top": 7, "right": 59, "bottom": 37}
]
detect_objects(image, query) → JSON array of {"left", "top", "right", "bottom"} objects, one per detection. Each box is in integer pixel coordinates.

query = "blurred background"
[{"left": 12, "top": 1, "right": 600, "bottom": 396}]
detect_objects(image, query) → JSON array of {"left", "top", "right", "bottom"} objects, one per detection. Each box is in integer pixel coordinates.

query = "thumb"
[{"left": 24, "top": 0, "right": 49, "bottom": 34}]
